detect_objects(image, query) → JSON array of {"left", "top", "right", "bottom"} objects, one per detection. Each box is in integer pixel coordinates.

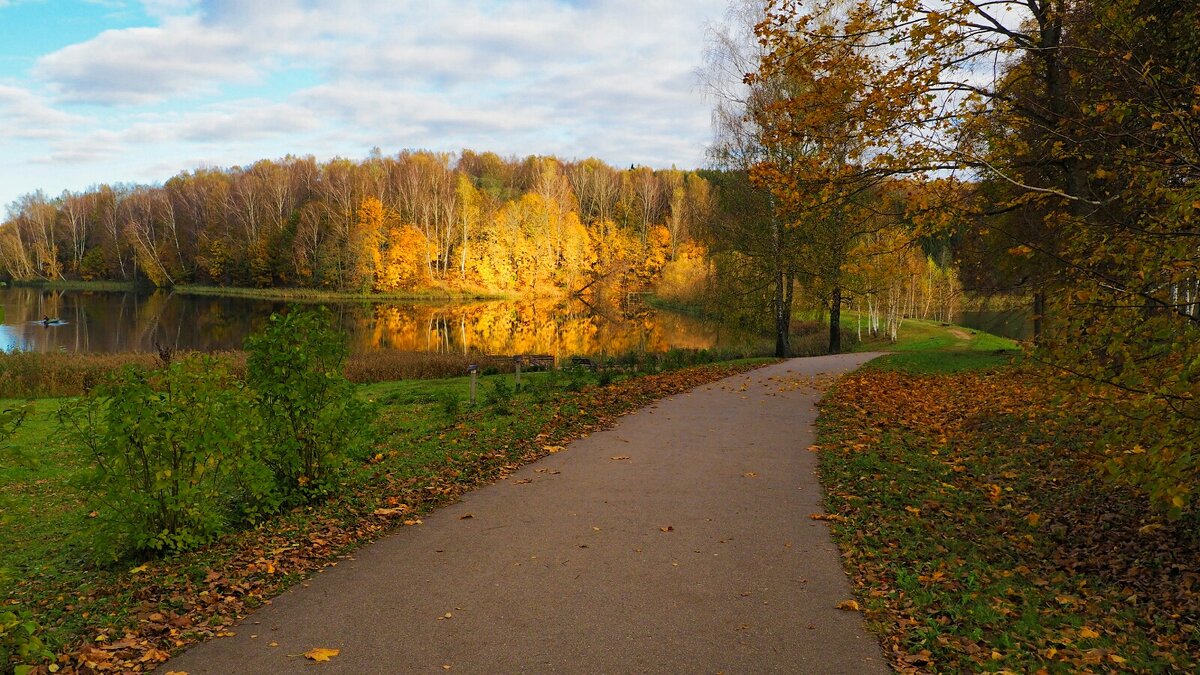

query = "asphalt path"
[{"left": 162, "top": 353, "right": 889, "bottom": 674}]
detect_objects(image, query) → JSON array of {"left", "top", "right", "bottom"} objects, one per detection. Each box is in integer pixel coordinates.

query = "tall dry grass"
[{"left": 0, "top": 350, "right": 513, "bottom": 398}]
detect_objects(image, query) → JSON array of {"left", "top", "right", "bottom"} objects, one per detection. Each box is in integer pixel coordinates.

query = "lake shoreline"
[{"left": 7, "top": 279, "right": 512, "bottom": 303}]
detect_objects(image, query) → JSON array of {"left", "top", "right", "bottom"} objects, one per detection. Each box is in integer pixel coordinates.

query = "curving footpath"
[{"left": 162, "top": 353, "right": 889, "bottom": 674}]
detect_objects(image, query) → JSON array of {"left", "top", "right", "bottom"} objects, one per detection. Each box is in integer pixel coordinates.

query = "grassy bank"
[
  {"left": 1, "top": 358, "right": 772, "bottom": 672},
  {"left": 7, "top": 280, "right": 141, "bottom": 292},
  {"left": 815, "top": 352, "right": 1197, "bottom": 672},
  {"left": 173, "top": 284, "right": 506, "bottom": 303}
]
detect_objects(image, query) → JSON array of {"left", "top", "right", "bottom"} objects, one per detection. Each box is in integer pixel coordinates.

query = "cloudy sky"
[{"left": 0, "top": 0, "right": 731, "bottom": 214}]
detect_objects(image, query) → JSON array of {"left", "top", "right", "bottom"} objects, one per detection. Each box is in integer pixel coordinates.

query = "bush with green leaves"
[
  {"left": 245, "top": 308, "right": 370, "bottom": 501},
  {"left": 0, "top": 598, "right": 53, "bottom": 673},
  {"left": 485, "top": 378, "right": 514, "bottom": 414},
  {"left": 58, "top": 355, "right": 265, "bottom": 556}
]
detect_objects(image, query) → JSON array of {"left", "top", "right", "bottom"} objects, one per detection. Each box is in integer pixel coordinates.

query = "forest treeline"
[
  {"left": 0, "top": 150, "right": 962, "bottom": 334},
  {"left": 0, "top": 152, "right": 706, "bottom": 296}
]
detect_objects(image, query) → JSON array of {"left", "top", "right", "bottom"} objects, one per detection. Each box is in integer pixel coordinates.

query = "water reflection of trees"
[
  {"left": 345, "top": 297, "right": 736, "bottom": 357},
  {"left": 1, "top": 289, "right": 750, "bottom": 356}
]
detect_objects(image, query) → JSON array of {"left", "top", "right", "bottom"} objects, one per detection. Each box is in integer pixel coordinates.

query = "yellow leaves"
[
  {"left": 129, "top": 564, "right": 149, "bottom": 574},
  {"left": 904, "top": 505, "right": 921, "bottom": 516},
  {"left": 836, "top": 599, "right": 860, "bottom": 611},
  {"left": 543, "top": 445, "right": 564, "bottom": 453},
  {"left": 742, "top": 471, "right": 758, "bottom": 478},
  {"left": 1025, "top": 512, "right": 1041, "bottom": 527},
  {"left": 984, "top": 483, "right": 1002, "bottom": 502},
  {"left": 1137, "top": 522, "right": 1164, "bottom": 535},
  {"left": 303, "top": 647, "right": 340, "bottom": 662},
  {"left": 659, "top": 526, "right": 674, "bottom": 532},
  {"left": 1078, "top": 626, "right": 1101, "bottom": 639},
  {"left": 810, "top": 513, "right": 847, "bottom": 523}
]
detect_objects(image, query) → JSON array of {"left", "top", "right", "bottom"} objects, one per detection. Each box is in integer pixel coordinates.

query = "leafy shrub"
[
  {"left": 0, "top": 601, "right": 53, "bottom": 673},
  {"left": 485, "top": 378, "right": 513, "bottom": 414},
  {"left": 439, "top": 392, "right": 461, "bottom": 419},
  {"left": 245, "top": 308, "right": 370, "bottom": 501},
  {"left": 58, "top": 355, "right": 262, "bottom": 556}
]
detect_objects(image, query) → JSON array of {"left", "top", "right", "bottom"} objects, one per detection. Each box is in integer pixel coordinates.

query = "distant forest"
[{"left": 0, "top": 151, "right": 716, "bottom": 299}]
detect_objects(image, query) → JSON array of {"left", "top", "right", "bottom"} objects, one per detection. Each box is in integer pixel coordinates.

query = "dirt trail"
[{"left": 162, "top": 353, "right": 889, "bottom": 674}]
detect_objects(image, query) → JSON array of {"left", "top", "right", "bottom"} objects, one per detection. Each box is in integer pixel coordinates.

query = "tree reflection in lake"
[{"left": 0, "top": 287, "right": 757, "bottom": 357}]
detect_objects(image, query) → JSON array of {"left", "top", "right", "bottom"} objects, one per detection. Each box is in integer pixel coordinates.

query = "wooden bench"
[{"left": 569, "top": 356, "right": 597, "bottom": 371}]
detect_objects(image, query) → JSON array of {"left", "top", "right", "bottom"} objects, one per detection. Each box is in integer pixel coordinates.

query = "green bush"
[
  {"left": 485, "top": 378, "right": 514, "bottom": 415},
  {"left": 58, "top": 356, "right": 263, "bottom": 557},
  {"left": 245, "top": 308, "right": 370, "bottom": 501},
  {"left": 0, "top": 601, "right": 53, "bottom": 673}
]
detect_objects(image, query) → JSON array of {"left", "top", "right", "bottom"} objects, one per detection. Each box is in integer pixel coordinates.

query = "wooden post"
[
  {"left": 467, "top": 364, "right": 478, "bottom": 405},
  {"left": 513, "top": 355, "right": 522, "bottom": 390}
]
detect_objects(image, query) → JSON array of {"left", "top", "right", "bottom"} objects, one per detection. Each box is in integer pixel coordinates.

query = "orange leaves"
[
  {"left": 303, "top": 647, "right": 340, "bottom": 662},
  {"left": 835, "top": 599, "right": 861, "bottom": 611}
]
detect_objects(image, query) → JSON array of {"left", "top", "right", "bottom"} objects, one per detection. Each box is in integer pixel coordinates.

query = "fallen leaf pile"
[
  {"left": 7, "top": 361, "right": 765, "bottom": 673},
  {"left": 816, "top": 367, "right": 1199, "bottom": 673}
]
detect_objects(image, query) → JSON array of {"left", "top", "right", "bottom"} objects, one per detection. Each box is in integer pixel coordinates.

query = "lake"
[{"left": 0, "top": 286, "right": 759, "bottom": 357}]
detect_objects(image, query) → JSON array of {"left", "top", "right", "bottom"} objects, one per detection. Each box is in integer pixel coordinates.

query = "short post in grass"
[
  {"left": 513, "top": 354, "right": 522, "bottom": 390},
  {"left": 467, "top": 363, "right": 478, "bottom": 405}
]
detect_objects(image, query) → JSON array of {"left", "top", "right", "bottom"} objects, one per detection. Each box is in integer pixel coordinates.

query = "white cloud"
[
  {"left": 0, "top": 85, "right": 90, "bottom": 140},
  {"left": 4, "top": 0, "right": 730, "bottom": 211},
  {"left": 34, "top": 15, "right": 264, "bottom": 105}
]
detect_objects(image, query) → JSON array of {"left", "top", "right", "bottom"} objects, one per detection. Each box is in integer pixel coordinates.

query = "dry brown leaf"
[
  {"left": 304, "top": 647, "right": 340, "bottom": 662},
  {"left": 610, "top": 455, "right": 630, "bottom": 461},
  {"left": 660, "top": 526, "right": 674, "bottom": 532},
  {"left": 836, "top": 599, "right": 860, "bottom": 611},
  {"left": 742, "top": 472, "right": 758, "bottom": 478}
]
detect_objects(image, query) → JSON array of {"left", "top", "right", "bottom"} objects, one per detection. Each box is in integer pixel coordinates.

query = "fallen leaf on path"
[
  {"left": 610, "top": 455, "right": 630, "bottom": 461},
  {"left": 304, "top": 647, "right": 340, "bottom": 662},
  {"left": 373, "top": 507, "right": 409, "bottom": 516},
  {"left": 514, "top": 478, "right": 532, "bottom": 484},
  {"left": 660, "top": 526, "right": 674, "bottom": 532},
  {"left": 836, "top": 599, "right": 861, "bottom": 611},
  {"left": 742, "top": 472, "right": 758, "bottom": 478},
  {"left": 809, "top": 513, "right": 847, "bottom": 522},
  {"left": 129, "top": 564, "right": 149, "bottom": 574},
  {"left": 543, "top": 445, "right": 564, "bottom": 453},
  {"left": 459, "top": 514, "right": 474, "bottom": 520}
]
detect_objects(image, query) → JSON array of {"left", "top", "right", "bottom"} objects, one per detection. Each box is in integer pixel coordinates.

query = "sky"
[{"left": 0, "top": 0, "right": 731, "bottom": 215}]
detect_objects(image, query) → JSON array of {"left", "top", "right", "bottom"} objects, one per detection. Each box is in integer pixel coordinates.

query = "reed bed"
[{"left": 0, "top": 349, "right": 511, "bottom": 398}]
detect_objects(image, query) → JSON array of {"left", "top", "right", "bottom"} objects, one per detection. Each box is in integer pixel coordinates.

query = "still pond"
[{"left": 0, "top": 286, "right": 759, "bottom": 357}]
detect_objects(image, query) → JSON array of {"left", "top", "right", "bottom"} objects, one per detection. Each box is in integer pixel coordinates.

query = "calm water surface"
[{"left": 0, "top": 287, "right": 757, "bottom": 357}]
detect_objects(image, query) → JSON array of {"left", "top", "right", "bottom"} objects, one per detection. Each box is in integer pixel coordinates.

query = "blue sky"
[{"left": 0, "top": 0, "right": 730, "bottom": 214}]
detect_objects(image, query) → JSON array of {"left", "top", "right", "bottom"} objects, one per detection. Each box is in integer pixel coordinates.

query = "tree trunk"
[
  {"left": 1032, "top": 290, "right": 1046, "bottom": 343},
  {"left": 828, "top": 286, "right": 842, "bottom": 354},
  {"left": 773, "top": 266, "right": 790, "bottom": 357}
]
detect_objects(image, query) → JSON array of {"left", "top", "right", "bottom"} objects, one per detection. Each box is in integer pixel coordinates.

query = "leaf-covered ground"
[
  {"left": 816, "top": 364, "right": 1199, "bottom": 673},
  {"left": 4, "top": 362, "right": 768, "bottom": 673}
]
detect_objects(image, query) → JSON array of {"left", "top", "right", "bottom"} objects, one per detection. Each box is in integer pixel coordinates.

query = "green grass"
[
  {"left": 9, "top": 280, "right": 141, "bottom": 292},
  {"left": 842, "top": 312, "right": 1022, "bottom": 373},
  {"left": 815, "top": 369, "right": 1198, "bottom": 672}
]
